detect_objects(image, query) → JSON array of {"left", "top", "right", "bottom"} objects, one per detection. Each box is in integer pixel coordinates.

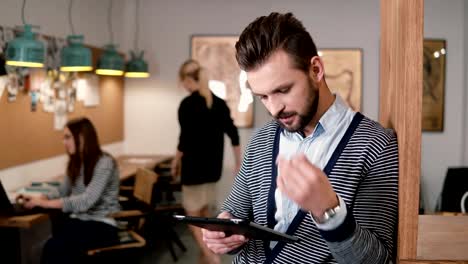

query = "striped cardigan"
[{"left": 221, "top": 113, "right": 398, "bottom": 263}]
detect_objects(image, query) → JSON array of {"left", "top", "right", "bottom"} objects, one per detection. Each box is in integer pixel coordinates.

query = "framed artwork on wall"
[
  {"left": 318, "top": 49, "right": 362, "bottom": 112},
  {"left": 190, "top": 35, "right": 254, "bottom": 128},
  {"left": 422, "top": 39, "right": 446, "bottom": 132}
]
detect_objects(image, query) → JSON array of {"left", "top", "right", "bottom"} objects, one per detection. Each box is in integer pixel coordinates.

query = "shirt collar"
[
  {"left": 318, "top": 95, "right": 349, "bottom": 133},
  {"left": 282, "top": 94, "right": 350, "bottom": 139}
]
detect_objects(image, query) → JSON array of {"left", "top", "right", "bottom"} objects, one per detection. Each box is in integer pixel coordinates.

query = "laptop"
[{"left": 0, "top": 181, "right": 49, "bottom": 216}]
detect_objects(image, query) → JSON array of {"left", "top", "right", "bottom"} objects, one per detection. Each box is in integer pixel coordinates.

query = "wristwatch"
[{"left": 313, "top": 203, "right": 341, "bottom": 224}]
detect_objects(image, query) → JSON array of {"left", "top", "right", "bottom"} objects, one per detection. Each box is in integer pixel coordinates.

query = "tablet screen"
[{"left": 173, "top": 215, "right": 299, "bottom": 243}]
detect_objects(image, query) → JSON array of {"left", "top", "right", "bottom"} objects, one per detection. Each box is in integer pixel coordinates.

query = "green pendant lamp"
[
  {"left": 96, "top": 0, "right": 124, "bottom": 76},
  {"left": 125, "top": 51, "right": 149, "bottom": 78},
  {"left": 5, "top": 24, "right": 45, "bottom": 68},
  {"left": 60, "top": 35, "right": 92, "bottom": 72},
  {"left": 6, "top": 0, "right": 45, "bottom": 68},
  {"left": 96, "top": 44, "right": 124, "bottom": 76},
  {"left": 60, "top": 0, "right": 92, "bottom": 72},
  {"left": 125, "top": 0, "right": 149, "bottom": 78}
]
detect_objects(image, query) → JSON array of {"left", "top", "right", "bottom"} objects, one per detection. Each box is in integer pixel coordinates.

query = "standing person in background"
[
  {"left": 202, "top": 12, "right": 398, "bottom": 263},
  {"left": 171, "top": 59, "right": 241, "bottom": 264},
  {"left": 19, "top": 117, "right": 120, "bottom": 264}
]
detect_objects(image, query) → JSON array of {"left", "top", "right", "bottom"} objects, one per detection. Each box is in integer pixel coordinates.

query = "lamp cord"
[
  {"left": 21, "top": 0, "right": 26, "bottom": 25},
  {"left": 68, "top": 0, "right": 75, "bottom": 35},
  {"left": 134, "top": 0, "right": 139, "bottom": 51},
  {"left": 108, "top": 0, "right": 114, "bottom": 44}
]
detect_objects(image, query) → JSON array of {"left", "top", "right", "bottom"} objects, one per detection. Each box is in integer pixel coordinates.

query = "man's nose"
[{"left": 267, "top": 98, "right": 285, "bottom": 118}]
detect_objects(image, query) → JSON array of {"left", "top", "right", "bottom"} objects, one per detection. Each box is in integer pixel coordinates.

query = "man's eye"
[{"left": 279, "top": 88, "right": 290, "bottom": 93}]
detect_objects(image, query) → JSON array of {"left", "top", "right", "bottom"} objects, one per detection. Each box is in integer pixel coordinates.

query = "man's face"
[{"left": 247, "top": 50, "right": 319, "bottom": 133}]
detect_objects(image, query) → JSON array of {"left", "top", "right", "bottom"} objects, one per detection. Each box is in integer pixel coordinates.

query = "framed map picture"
[
  {"left": 191, "top": 35, "right": 254, "bottom": 128},
  {"left": 318, "top": 49, "right": 362, "bottom": 111},
  {"left": 422, "top": 39, "right": 446, "bottom": 131}
]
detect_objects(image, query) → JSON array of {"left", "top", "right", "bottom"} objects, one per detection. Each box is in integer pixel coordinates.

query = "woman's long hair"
[
  {"left": 66, "top": 117, "right": 103, "bottom": 186},
  {"left": 178, "top": 59, "right": 213, "bottom": 109}
]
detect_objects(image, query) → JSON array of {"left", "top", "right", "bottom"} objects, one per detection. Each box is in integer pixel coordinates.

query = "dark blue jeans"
[{"left": 41, "top": 218, "right": 119, "bottom": 264}]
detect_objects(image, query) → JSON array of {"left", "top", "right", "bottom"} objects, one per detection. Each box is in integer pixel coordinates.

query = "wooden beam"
[{"left": 380, "top": 0, "right": 423, "bottom": 260}]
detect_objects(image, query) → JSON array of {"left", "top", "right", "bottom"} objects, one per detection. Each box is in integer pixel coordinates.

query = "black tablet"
[{"left": 173, "top": 215, "right": 299, "bottom": 243}]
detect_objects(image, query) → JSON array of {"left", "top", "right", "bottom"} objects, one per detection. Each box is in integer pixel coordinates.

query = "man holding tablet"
[{"left": 201, "top": 12, "right": 398, "bottom": 264}]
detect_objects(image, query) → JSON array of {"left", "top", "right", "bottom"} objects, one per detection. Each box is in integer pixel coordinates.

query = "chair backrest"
[
  {"left": 461, "top": 191, "right": 468, "bottom": 213},
  {"left": 134, "top": 168, "right": 159, "bottom": 204},
  {"left": 440, "top": 167, "right": 468, "bottom": 212},
  {"left": 87, "top": 168, "right": 157, "bottom": 257}
]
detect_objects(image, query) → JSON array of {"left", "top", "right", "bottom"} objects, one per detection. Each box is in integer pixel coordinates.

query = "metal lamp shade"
[
  {"left": 60, "top": 35, "right": 93, "bottom": 72},
  {"left": 125, "top": 50, "right": 149, "bottom": 78},
  {"left": 95, "top": 44, "right": 124, "bottom": 76},
  {"left": 5, "top": 24, "right": 45, "bottom": 68}
]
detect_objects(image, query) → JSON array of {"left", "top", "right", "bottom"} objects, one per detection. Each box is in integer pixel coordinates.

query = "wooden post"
[{"left": 380, "top": 0, "right": 423, "bottom": 260}]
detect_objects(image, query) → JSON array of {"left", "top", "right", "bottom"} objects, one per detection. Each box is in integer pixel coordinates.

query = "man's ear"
[{"left": 309, "top": 56, "right": 325, "bottom": 82}]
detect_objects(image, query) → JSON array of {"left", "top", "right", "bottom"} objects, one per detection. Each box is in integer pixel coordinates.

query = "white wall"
[
  {"left": 121, "top": 0, "right": 381, "bottom": 206},
  {"left": 421, "top": 0, "right": 465, "bottom": 212},
  {"left": 0, "top": 0, "right": 126, "bottom": 191},
  {"left": 0, "top": 143, "right": 123, "bottom": 192}
]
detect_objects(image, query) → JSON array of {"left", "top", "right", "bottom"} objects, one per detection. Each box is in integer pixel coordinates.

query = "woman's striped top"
[
  {"left": 48, "top": 154, "right": 121, "bottom": 227},
  {"left": 221, "top": 113, "right": 398, "bottom": 263}
]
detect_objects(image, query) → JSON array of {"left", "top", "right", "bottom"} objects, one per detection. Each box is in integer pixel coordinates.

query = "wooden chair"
[
  {"left": 439, "top": 167, "right": 468, "bottom": 213},
  {"left": 150, "top": 174, "right": 187, "bottom": 261},
  {"left": 131, "top": 163, "right": 186, "bottom": 262},
  {"left": 462, "top": 191, "right": 468, "bottom": 213},
  {"left": 152, "top": 167, "right": 184, "bottom": 214},
  {"left": 86, "top": 168, "right": 158, "bottom": 260}
]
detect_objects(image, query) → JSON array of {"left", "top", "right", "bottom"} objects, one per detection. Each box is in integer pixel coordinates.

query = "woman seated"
[{"left": 19, "top": 117, "right": 120, "bottom": 264}]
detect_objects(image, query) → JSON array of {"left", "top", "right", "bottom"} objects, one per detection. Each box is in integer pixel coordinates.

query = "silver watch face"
[{"left": 317, "top": 205, "right": 340, "bottom": 224}]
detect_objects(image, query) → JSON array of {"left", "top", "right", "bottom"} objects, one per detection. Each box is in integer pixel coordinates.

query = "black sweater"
[{"left": 177, "top": 91, "right": 239, "bottom": 185}]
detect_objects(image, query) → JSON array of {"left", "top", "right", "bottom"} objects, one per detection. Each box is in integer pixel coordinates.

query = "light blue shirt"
[{"left": 271, "top": 95, "right": 355, "bottom": 248}]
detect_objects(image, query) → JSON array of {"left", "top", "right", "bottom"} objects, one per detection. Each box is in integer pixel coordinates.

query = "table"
[
  {"left": 117, "top": 154, "right": 172, "bottom": 181},
  {"left": 0, "top": 214, "right": 51, "bottom": 264},
  {"left": 0, "top": 214, "right": 49, "bottom": 229},
  {"left": 417, "top": 215, "right": 468, "bottom": 260}
]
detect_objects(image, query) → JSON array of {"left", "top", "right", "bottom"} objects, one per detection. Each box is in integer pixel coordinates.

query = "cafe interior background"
[{"left": 0, "top": 0, "right": 467, "bottom": 216}]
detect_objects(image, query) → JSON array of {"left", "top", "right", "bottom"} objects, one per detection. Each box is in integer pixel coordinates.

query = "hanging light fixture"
[
  {"left": 60, "top": 0, "right": 92, "bottom": 72},
  {"left": 96, "top": 44, "right": 124, "bottom": 76},
  {"left": 125, "top": 0, "right": 149, "bottom": 78},
  {"left": 5, "top": 0, "right": 45, "bottom": 68},
  {"left": 96, "top": 0, "right": 124, "bottom": 76},
  {"left": 125, "top": 52, "right": 149, "bottom": 78}
]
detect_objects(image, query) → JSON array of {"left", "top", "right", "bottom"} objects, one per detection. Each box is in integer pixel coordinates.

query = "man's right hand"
[{"left": 201, "top": 211, "right": 248, "bottom": 254}]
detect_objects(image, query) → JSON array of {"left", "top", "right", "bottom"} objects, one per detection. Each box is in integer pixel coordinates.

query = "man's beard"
[{"left": 274, "top": 78, "right": 319, "bottom": 133}]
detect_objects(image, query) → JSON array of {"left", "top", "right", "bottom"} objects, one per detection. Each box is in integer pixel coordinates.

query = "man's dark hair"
[{"left": 235, "top": 12, "right": 318, "bottom": 73}]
